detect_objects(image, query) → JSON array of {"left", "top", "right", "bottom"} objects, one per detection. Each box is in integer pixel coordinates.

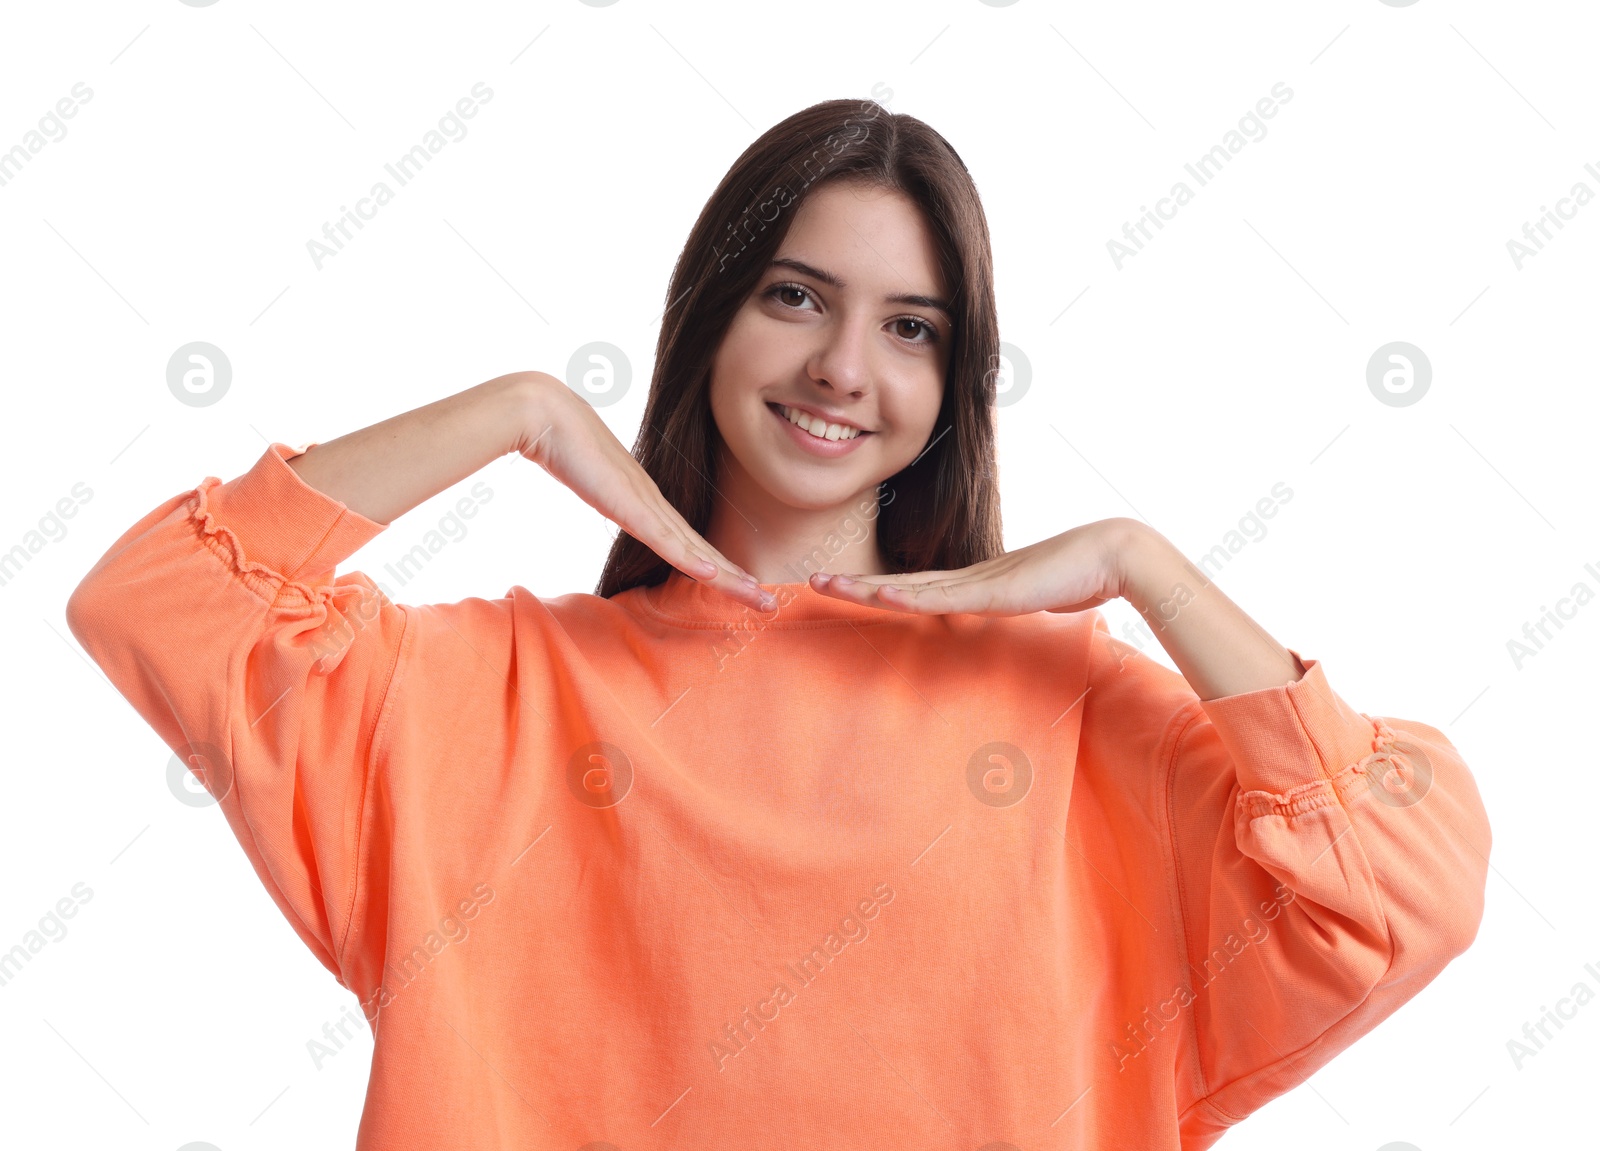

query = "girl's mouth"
[{"left": 768, "top": 402, "right": 872, "bottom": 457}]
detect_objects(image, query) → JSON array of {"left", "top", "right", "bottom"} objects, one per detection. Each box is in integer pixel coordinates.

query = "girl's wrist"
[
  {"left": 498, "top": 371, "right": 562, "bottom": 459},
  {"left": 1110, "top": 520, "right": 1188, "bottom": 614}
]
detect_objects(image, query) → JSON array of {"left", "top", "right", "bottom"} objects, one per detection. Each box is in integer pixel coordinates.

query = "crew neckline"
[{"left": 634, "top": 569, "right": 898, "bottom": 628}]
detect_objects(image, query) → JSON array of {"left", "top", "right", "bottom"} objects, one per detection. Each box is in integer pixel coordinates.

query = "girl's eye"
[
  {"left": 893, "top": 316, "right": 939, "bottom": 345},
  {"left": 767, "top": 282, "right": 815, "bottom": 310},
  {"left": 765, "top": 282, "right": 940, "bottom": 346}
]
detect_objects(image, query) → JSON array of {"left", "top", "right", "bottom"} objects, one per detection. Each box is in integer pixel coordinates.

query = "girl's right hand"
[{"left": 508, "top": 372, "right": 776, "bottom": 612}]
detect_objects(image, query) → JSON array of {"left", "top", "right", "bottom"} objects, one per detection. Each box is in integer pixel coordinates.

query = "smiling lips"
[
  {"left": 768, "top": 402, "right": 874, "bottom": 458},
  {"left": 773, "top": 402, "right": 869, "bottom": 440}
]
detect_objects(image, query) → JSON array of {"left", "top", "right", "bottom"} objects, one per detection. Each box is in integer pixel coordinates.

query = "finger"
[
  {"left": 525, "top": 422, "right": 771, "bottom": 610},
  {"left": 609, "top": 494, "right": 718, "bottom": 583},
  {"left": 690, "top": 545, "right": 775, "bottom": 610},
  {"left": 679, "top": 528, "right": 757, "bottom": 585},
  {"left": 648, "top": 515, "right": 773, "bottom": 610},
  {"left": 1046, "top": 596, "right": 1112, "bottom": 614},
  {"left": 812, "top": 575, "right": 953, "bottom": 613},
  {"left": 815, "top": 572, "right": 1006, "bottom": 615},
  {"left": 634, "top": 495, "right": 773, "bottom": 610},
  {"left": 811, "top": 571, "right": 971, "bottom": 598},
  {"left": 648, "top": 505, "right": 769, "bottom": 598},
  {"left": 578, "top": 455, "right": 768, "bottom": 610},
  {"left": 814, "top": 567, "right": 970, "bottom": 587}
]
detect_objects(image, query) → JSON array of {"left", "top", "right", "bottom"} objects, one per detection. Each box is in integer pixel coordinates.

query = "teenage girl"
[{"left": 69, "top": 97, "right": 1491, "bottom": 1149}]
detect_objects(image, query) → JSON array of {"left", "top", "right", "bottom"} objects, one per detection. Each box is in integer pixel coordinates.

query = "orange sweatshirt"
[{"left": 67, "top": 441, "right": 1491, "bottom": 1149}]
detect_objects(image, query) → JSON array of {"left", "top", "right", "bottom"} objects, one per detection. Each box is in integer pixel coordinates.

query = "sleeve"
[
  {"left": 65, "top": 441, "right": 405, "bottom": 988},
  {"left": 1152, "top": 637, "right": 1493, "bottom": 1143}
]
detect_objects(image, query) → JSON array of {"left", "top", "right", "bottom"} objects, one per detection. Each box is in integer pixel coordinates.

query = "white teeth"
[{"left": 779, "top": 404, "right": 861, "bottom": 441}]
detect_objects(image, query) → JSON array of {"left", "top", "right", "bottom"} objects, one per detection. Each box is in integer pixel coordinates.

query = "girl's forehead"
[{"left": 778, "top": 186, "right": 948, "bottom": 297}]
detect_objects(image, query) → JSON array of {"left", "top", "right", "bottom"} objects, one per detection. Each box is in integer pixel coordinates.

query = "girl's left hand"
[{"left": 810, "top": 518, "right": 1150, "bottom": 617}]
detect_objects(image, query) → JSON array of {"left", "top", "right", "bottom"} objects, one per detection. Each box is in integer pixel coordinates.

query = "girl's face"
[{"left": 708, "top": 180, "right": 952, "bottom": 520}]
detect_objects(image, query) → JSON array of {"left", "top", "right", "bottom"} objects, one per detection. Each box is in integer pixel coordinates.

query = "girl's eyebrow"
[{"left": 768, "top": 256, "right": 952, "bottom": 319}]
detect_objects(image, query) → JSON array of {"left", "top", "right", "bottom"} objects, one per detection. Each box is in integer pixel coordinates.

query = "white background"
[{"left": 1, "top": 0, "right": 1594, "bottom": 1147}]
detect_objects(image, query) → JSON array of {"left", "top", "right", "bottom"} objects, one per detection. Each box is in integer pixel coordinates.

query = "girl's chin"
[{"left": 761, "top": 473, "right": 884, "bottom": 511}]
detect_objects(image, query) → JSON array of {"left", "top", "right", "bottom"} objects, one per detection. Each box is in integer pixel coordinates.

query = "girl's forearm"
[
  {"left": 1115, "top": 521, "right": 1304, "bottom": 701},
  {"left": 284, "top": 372, "right": 546, "bottom": 526}
]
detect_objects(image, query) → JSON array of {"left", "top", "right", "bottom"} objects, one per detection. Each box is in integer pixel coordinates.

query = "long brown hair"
[{"left": 595, "top": 96, "right": 1004, "bottom": 598}]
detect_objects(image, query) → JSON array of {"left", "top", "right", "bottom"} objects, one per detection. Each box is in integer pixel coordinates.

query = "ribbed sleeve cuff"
[
  {"left": 1196, "top": 651, "right": 1385, "bottom": 799},
  {"left": 202, "top": 442, "right": 389, "bottom": 583}
]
